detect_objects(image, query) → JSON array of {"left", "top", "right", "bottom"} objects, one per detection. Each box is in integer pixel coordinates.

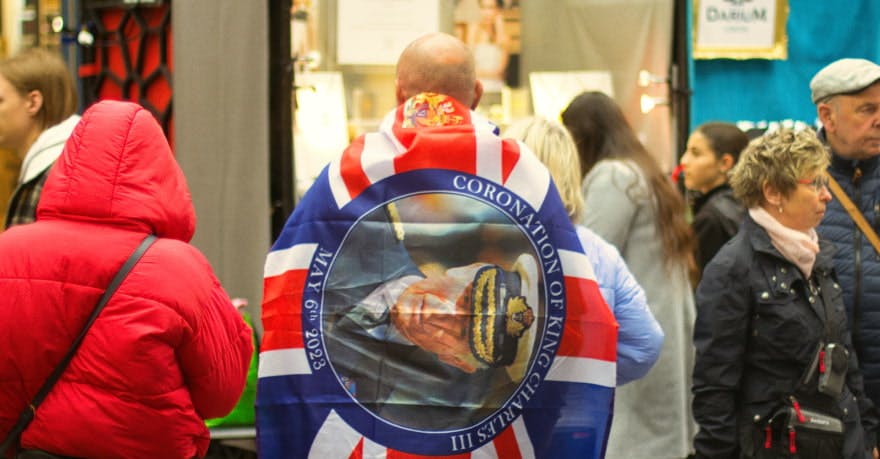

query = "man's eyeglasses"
[{"left": 797, "top": 175, "right": 830, "bottom": 191}]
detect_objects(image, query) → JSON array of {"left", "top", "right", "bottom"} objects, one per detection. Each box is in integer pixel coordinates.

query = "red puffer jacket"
[{"left": 0, "top": 101, "right": 253, "bottom": 459}]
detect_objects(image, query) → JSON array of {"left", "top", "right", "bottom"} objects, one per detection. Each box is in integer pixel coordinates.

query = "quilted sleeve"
[
  {"left": 178, "top": 279, "right": 255, "bottom": 419},
  {"left": 577, "top": 225, "right": 663, "bottom": 385}
]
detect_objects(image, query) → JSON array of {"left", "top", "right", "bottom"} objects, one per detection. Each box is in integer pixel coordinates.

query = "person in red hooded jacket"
[{"left": 0, "top": 100, "right": 253, "bottom": 459}]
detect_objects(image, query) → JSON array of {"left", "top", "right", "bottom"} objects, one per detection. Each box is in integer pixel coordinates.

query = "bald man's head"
[{"left": 395, "top": 33, "right": 483, "bottom": 109}]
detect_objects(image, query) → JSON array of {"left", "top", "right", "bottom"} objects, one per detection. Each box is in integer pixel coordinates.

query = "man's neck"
[{"left": 826, "top": 135, "right": 871, "bottom": 161}]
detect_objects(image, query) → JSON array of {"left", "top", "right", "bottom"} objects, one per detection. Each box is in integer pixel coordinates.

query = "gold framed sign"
[{"left": 693, "top": 0, "right": 789, "bottom": 60}]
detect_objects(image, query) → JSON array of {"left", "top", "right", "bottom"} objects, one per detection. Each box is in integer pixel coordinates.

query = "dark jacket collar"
[
  {"left": 691, "top": 183, "right": 733, "bottom": 215},
  {"left": 744, "top": 212, "right": 836, "bottom": 275}
]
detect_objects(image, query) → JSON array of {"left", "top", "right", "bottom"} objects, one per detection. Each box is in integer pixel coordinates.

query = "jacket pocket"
[{"left": 751, "top": 291, "right": 820, "bottom": 357}]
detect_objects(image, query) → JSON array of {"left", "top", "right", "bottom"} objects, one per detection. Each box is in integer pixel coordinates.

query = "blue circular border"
[{"left": 300, "top": 169, "right": 567, "bottom": 455}]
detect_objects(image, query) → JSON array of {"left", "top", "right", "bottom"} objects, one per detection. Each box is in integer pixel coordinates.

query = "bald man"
[
  {"left": 258, "top": 31, "right": 617, "bottom": 458},
  {"left": 394, "top": 32, "right": 484, "bottom": 109}
]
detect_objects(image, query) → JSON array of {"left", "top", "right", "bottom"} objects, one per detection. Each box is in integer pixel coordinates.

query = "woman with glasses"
[{"left": 692, "top": 129, "right": 879, "bottom": 459}]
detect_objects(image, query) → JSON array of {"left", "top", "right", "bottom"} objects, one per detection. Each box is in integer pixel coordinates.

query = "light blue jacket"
[{"left": 576, "top": 224, "right": 663, "bottom": 385}]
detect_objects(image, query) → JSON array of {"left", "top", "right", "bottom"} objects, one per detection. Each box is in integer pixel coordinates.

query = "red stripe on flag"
[
  {"left": 557, "top": 277, "right": 617, "bottom": 361},
  {"left": 340, "top": 136, "right": 371, "bottom": 200},
  {"left": 394, "top": 127, "right": 478, "bottom": 175},
  {"left": 492, "top": 425, "right": 524, "bottom": 459},
  {"left": 260, "top": 271, "right": 307, "bottom": 351},
  {"left": 500, "top": 138, "right": 520, "bottom": 184},
  {"left": 348, "top": 438, "right": 364, "bottom": 459},
  {"left": 386, "top": 450, "right": 470, "bottom": 459}
]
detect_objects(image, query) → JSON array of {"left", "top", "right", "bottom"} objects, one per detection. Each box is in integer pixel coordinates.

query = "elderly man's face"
[
  {"left": 820, "top": 82, "right": 880, "bottom": 160},
  {"left": 390, "top": 263, "right": 487, "bottom": 373}
]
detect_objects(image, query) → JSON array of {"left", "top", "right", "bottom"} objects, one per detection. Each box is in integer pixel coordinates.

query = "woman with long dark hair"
[
  {"left": 562, "top": 91, "right": 697, "bottom": 459},
  {"left": 680, "top": 122, "right": 748, "bottom": 273}
]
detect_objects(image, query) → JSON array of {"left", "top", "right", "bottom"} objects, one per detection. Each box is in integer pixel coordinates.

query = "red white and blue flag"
[{"left": 257, "top": 93, "right": 618, "bottom": 458}]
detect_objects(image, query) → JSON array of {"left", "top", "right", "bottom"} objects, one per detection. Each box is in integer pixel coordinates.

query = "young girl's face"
[{"left": 680, "top": 130, "right": 729, "bottom": 194}]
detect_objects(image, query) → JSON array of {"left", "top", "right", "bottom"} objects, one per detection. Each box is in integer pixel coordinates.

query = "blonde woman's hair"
[
  {"left": 0, "top": 47, "right": 77, "bottom": 131},
  {"left": 502, "top": 116, "right": 584, "bottom": 222},
  {"left": 730, "top": 128, "right": 830, "bottom": 208}
]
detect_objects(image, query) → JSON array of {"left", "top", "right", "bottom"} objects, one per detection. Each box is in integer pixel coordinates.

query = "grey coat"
[{"left": 582, "top": 159, "right": 697, "bottom": 459}]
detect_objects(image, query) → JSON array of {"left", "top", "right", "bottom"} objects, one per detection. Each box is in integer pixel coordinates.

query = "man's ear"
[
  {"left": 26, "top": 90, "right": 43, "bottom": 116},
  {"left": 470, "top": 80, "right": 483, "bottom": 110},
  {"left": 395, "top": 80, "right": 407, "bottom": 106},
  {"left": 817, "top": 102, "right": 835, "bottom": 132}
]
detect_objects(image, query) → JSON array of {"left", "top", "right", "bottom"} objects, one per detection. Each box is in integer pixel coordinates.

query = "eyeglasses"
[{"left": 797, "top": 175, "right": 830, "bottom": 191}]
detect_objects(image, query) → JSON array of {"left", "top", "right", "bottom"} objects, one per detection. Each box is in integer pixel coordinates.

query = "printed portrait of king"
[{"left": 322, "top": 193, "right": 544, "bottom": 431}]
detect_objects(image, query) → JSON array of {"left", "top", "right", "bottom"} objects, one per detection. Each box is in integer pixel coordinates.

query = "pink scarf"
[{"left": 749, "top": 207, "right": 820, "bottom": 278}]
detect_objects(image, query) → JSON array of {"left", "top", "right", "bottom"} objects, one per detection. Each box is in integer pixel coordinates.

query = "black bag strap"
[
  {"left": 816, "top": 273, "right": 839, "bottom": 345},
  {"left": 794, "top": 272, "right": 843, "bottom": 392},
  {"left": 0, "top": 234, "right": 157, "bottom": 454}
]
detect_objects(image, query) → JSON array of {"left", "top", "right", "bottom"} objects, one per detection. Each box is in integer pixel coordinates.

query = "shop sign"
[{"left": 693, "top": 0, "right": 789, "bottom": 60}]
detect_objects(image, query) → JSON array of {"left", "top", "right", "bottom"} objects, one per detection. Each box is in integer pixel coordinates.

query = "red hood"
[{"left": 36, "top": 100, "right": 195, "bottom": 241}]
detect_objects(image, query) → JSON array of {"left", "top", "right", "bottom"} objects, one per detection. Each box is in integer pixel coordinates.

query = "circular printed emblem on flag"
[{"left": 297, "top": 171, "right": 569, "bottom": 455}]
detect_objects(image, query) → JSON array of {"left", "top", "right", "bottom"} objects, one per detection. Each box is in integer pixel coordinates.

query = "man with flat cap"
[{"left": 811, "top": 58, "right": 880, "bottom": 415}]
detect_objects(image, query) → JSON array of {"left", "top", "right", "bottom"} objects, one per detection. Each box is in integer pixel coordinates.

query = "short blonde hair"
[
  {"left": 730, "top": 128, "right": 830, "bottom": 208},
  {"left": 503, "top": 117, "right": 584, "bottom": 222}
]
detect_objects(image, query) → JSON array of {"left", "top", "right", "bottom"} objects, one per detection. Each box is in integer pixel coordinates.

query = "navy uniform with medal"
[{"left": 323, "top": 203, "right": 538, "bottom": 431}]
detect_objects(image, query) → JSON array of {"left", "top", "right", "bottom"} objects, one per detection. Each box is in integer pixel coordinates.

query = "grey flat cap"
[{"left": 810, "top": 58, "right": 880, "bottom": 103}]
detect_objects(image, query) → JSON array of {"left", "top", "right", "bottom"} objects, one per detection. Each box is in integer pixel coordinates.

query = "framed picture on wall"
[{"left": 693, "top": 0, "right": 789, "bottom": 60}]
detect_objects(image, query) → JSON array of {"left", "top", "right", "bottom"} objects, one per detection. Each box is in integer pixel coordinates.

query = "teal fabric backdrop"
[{"left": 689, "top": 1, "right": 880, "bottom": 129}]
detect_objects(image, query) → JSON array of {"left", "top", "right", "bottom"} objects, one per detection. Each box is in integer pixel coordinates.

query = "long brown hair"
[{"left": 561, "top": 91, "right": 696, "bottom": 274}]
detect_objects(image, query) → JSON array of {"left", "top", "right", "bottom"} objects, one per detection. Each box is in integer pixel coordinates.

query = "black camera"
[{"left": 817, "top": 343, "right": 848, "bottom": 397}]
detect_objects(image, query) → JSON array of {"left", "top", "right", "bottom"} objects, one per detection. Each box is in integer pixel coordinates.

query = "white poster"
[
  {"left": 529, "top": 71, "right": 614, "bottom": 122},
  {"left": 294, "top": 72, "right": 348, "bottom": 196},
  {"left": 337, "top": 0, "right": 440, "bottom": 65},
  {"left": 696, "top": 0, "right": 775, "bottom": 48},
  {"left": 693, "top": 0, "right": 788, "bottom": 60}
]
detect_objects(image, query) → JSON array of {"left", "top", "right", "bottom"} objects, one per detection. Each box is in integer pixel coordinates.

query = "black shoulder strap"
[
  {"left": 816, "top": 272, "right": 840, "bottom": 346},
  {"left": 795, "top": 271, "right": 841, "bottom": 390},
  {"left": 0, "top": 234, "right": 157, "bottom": 454}
]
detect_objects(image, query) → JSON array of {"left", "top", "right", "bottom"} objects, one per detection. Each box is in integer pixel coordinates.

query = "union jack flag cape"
[{"left": 257, "top": 93, "right": 618, "bottom": 458}]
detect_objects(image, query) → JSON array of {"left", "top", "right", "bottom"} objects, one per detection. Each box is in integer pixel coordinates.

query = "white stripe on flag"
[
  {"left": 363, "top": 437, "right": 389, "bottom": 459},
  {"left": 546, "top": 356, "right": 616, "bottom": 387},
  {"left": 310, "top": 410, "right": 368, "bottom": 459},
  {"left": 471, "top": 439, "right": 499, "bottom": 459},
  {"left": 258, "top": 348, "right": 311, "bottom": 378},
  {"left": 379, "top": 110, "right": 405, "bottom": 153},
  {"left": 328, "top": 157, "right": 351, "bottom": 210},
  {"left": 511, "top": 416, "right": 536, "bottom": 458},
  {"left": 557, "top": 248, "right": 597, "bottom": 281},
  {"left": 264, "top": 243, "right": 318, "bottom": 278},
  {"left": 361, "top": 132, "right": 397, "bottom": 186},
  {"left": 475, "top": 134, "right": 503, "bottom": 184},
  {"left": 502, "top": 141, "right": 551, "bottom": 212}
]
